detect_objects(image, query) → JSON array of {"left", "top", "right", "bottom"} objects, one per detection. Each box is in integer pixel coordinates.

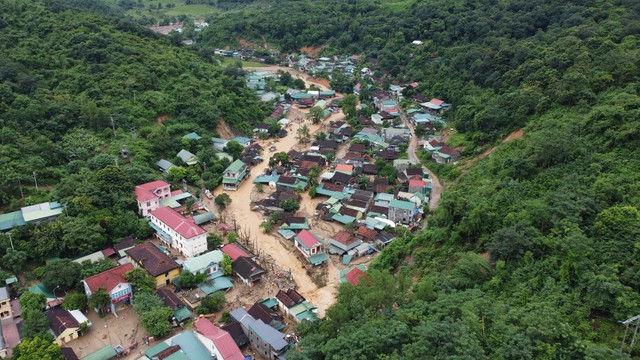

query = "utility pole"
[
  {"left": 110, "top": 117, "right": 117, "bottom": 136},
  {"left": 32, "top": 171, "right": 38, "bottom": 190},
  {"left": 621, "top": 314, "right": 640, "bottom": 352},
  {"left": 17, "top": 177, "right": 24, "bottom": 199},
  {"left": 7, "top": 232, "right": 14, "bottom": 251}
]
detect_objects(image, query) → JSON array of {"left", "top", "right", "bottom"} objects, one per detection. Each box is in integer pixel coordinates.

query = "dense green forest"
[
  {"left": 0, "top": 0, "right": 265, "bottom": 267},
  {"left": 195, "top": 0, "right": 640, "bottom": 358}
]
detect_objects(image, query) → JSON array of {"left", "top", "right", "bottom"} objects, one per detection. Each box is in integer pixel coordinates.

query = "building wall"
[
  {"left": 388, "top": 207, "right": 413, "bottom": 224},
  {"left": 54, "top": 328, "right": 80, "bottom": 346},
  {"left": 247, "top": 327, "right": 276, "bottom": 360},
  {"left": 149, "top": 215, "right": 207, "bottom": 257},
  {"left": 153, "top": 268, "right": 181, "bottom": 288},
  {"left": 138, "top": 199, "right": 160, "bottom": 217},
  {"left": 0, "top": 298, "right": 11, "bottom": 320}
]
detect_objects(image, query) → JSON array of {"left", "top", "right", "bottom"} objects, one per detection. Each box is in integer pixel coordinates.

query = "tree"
[
  {"left": 140, "top": 307, "right": 173, "bottom": 337},
  {"left": 133, "top": 292, "right": 164, "bottom": 314},
  {"left": 89, "top": 288, "right": 111, "bottom": 316},
  {"left": 124, "top": 268, "right": 156, "bottom": 294},
  {"left": 14, "top": 336, "right": 63, "bottom": 360},
  {"left": 260, "top": 221, "right": 273, "bottom": 233},
  {"left": 20, "top": 292, "right": 46, "bottom": 315},
  {"left": 3, "top": 249, "right": 27, "bottom": 273},
  {"left": 184, "top": 197, "right": 195, "bottom": 213},
  {"left": 227, "top": 232, "right": 238, "bottom": 243},
  {"left": 167, "top": 166, "right": 187, "bottom": 184},
  {"left": 22, "top": 311, "right": 51, "bottom": 339},
  {"left": 41, "top": 259, "right": 82, "bottom": 290},
  {"left": 215, "top": 193, "right": 232, "bottom": 209},
  {"left": 224, "top": 141, "right": 244, "bottom": 160},
  {"left": 296, "top": 124, "right": 311, "bottom": 144},
  {"left": 306, "top": 106, "right": 324, "bottom": 124},
  {"left": 175, "top": 270, "right": 207, "bottom": 289},
  {"left": 220, "top": 254, "right": 233, "bottom": 275},
  {"left": 62, "top": 292, "right": 88, "bottom": 311},
  {"left": 207, "top": 234, "right": 223, "bottom": 250},
  {"left": 280, "top": 198, "right": 300, "bottom": 212},
  {"left": 197, "top": 292, "right": 225, "bottom": 314},
  {"left": 340, "top": 94, "right": 358, "bottom": 119}
]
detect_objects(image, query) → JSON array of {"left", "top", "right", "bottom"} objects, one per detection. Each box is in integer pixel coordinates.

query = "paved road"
[{"left": 403, "top": 111, "right": 443, "bottom": 210}]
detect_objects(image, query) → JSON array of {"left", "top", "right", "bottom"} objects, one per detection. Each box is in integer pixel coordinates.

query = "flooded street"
[{"left": 207, "top": 97, "right": 345, "bottom": 316}]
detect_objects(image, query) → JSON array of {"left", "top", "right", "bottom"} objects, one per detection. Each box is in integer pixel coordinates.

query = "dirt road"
[
  {"left": 207, "top": 106, "right": 345, "bottom": 317},
  {"left": 402, "top": 111, "right": 443, "bottom": 210}
]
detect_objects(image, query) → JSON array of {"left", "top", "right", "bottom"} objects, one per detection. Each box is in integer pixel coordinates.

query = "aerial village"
[{"left": 0, "top": 49, "right": 454, "bottom": 360}]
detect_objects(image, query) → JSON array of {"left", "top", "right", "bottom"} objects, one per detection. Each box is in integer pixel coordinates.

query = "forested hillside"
[
  {"left": 195, "top": 0, "right": 640, "bottom": 358},
  {"left": 0, "top": 0, "right": 263, "bottom": 265}
]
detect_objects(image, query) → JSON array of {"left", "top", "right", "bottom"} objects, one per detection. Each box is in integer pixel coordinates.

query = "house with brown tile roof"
[
  {"left": 47, "top": 308, "right": 80, "bottom": 346},
  {"left": 356, "top": 226, "right": 378, "bottom": 241},
  {"left": 126, "top": 242, "right": 180, "bottom": 288}
]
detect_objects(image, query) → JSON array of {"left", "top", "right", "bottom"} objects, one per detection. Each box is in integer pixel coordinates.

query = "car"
[{"left": 204, "top": 189, "right": 213, "bottom": 199}]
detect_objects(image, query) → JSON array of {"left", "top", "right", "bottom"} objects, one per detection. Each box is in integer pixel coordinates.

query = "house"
[
  {"left": 229, "top": 308, "right": 288, "bottom": 360},
  {"left": 156, "top": 288, "right": 192, "bottom": 325},
  {"left": 232, "top": 257, "right": 265, "bottom": 287},
  {"left": 247, "top": 303, "right": 284, "bottom": 330},
  {"left": 388, "top": 199, "right": 417, "bottom": 224},
  {"left": 144, "top": 331, "right": 220, "bottom": 360},
  {"left": 233, "top": 137, "right": 252, "bottom": 148},
  {"left": 408, "top": 178, "right": 429, "bottom": 194},
  {"left": 393, "top": 159, "right": 415, "bottom": 173},
  {"left": 135, "top": 180, "right": 171, "bottom": 217},
  {"left": 156, "top": 159, "right": 175, "bottom": 174},
  {"left": 211, "top": 137, "right": 229, "bottom": 151},
  {"left": 126, "top": 243, "right": 181, "bottom": 288},
  {"left": 223, "top": 160, "right": 249, "bottom": 191},
  {"left": 327, "top": 231, "right": 362, "bottom": 255},
  {"left": 275, "top": 289, "right": 317, "bottom": 323},
  {"left": 60, "top": 347, "right": 79, "bottom": 360},
  {"left": 0, "top": 288, "right": 10, "bottom": 321},
  {"left": 356, "top": 226, "right": 378, "bottom": 241},
  {"left": 149, "top": 207, "right": 207, "bottom": 257},
  {"left": 221, "top": 322, "right": 249, "bottom": 348},
  {"left": 253, "top": 124, "right": 270, "bottom": 133},
  {"left": 340, "top": 265, "right": 367, "bottom": 286},
  {"left": 82, "top": 263, "right": 134, "bottom": 316},
  {"left": 330, "top": 171, "right": 352, "bottom": 186},
  {"left": 177, "top": 149, "right": 198, "bottom": 165},
  {"left": 294, "top": 230, "right": 329, "bottom": 265},
  {"left": 221, "top": 243, "right": 256, "bottom": 261},
  {"left": 424, "top": 137, "right": 444, "bottom": 152},
  {"left": 432, "top": 146, "right": 461, "bottom": 164},
  {"left": 47, "top": 309, "right": 80, "bottom": 346},
  {"left": 420, "top": 98, "right": 451, "bottom": 113},
  {"left": 0, "top": 201, "right": 65, "bottom": 232},
  {"left": 194, "top": 318, "right": 244, "bottom": 360},
  {"left": 182, "top": 250, "right": 224, "bottom": 275},
  {"left": 183, "top": 132, "right": 202, "bottom": 141}
]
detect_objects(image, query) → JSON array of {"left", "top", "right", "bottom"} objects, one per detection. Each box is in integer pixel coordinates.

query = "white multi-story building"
[
  {"left": 135, "top": 180, "right": 171, "bottom": 217},
  {"left": 149, "top": 207, "right": 207, "bottom": 257}
]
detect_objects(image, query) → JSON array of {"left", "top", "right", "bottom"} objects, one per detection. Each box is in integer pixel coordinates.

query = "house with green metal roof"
[
  {"left": 223, "top": 160, "right": 249, "bottom": 191},
  {"left": 211, "top": 137, "right": 228, "bottom": 151},
  {"left": 182, "top": 250, "right": 224, "bottom": 275},
  {"left": 353, "top": 131, "right": 389, "bottom": 148},
  {"left": 177, "top": 149, "right": 198, "bottom": 165},
  {"left": 183, "top": 132, "right": 202, "bottom": 141},
  {"left": 388, "top": 199, "right": 417, "bottom": 224},
  {"left": 81, "top": 345, "right": 117, "bottom": 360}
]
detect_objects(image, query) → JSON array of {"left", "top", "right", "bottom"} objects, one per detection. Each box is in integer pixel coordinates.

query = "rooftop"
[
  {"left": 295, "top": 230, "right": 323, "bottom": 250},
  {"left": 150, "top": 207, "right": 205, "bottom": 239},
  {"left": 221, "top": 243, "right": 254, "bottom": 261},
  {"left": 182, "top": 250, "right": 224, "bottom": 274},
  {"left": 83, "top": 263, "right": 134, "bottom": 293},
  {"left": 194, "top": 318, "right": 244, "bottom": 360},
  {"left": 126, "top": 242, "right": 180, "bottom": 277}
]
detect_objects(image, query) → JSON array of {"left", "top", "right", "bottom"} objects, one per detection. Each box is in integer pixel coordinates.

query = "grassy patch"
[
  {"left": 445, "top": 131, "right": 471, "bottom": 148},
  {"left": 165, "top": 4, "right": 218, "bottom": 16},
  {"left": 221, "top": 58, "right": 267, "bottom": 68}
]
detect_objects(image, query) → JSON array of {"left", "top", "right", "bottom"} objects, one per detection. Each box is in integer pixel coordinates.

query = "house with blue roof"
[
  {"left": 232, "top": 137, "right": 252, "bottom": 148},
  {"left": 0, "top": 201, "right": 64, "bottom": 232},
  {"left": 230, "top": 308, "right": 288, "bottom": 359}
]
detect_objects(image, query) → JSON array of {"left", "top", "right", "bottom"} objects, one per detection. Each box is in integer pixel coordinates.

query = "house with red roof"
[
  {"left": 149, "top": 207, "right": 207, "bottom": 257},
  {"left": 408, "top": 178, "right": 429, "bottom": 195},
  {"left": 294, "top": 230, "right": 329, "bottom": 266},
  {"left": 82, "top": 263, "right": 134, "bottom": 316},
  {"left": 194, "top": 318, "right": 244, "bottom": 360},
  {"left": 221, "top": 243, "right": 255, "bottom": 261},
  {"left": 135, "top": 180, "right": 171, "bottom": 217},
  {"left": 340, "top": 265, "right": 368, "bottom": 286}
]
